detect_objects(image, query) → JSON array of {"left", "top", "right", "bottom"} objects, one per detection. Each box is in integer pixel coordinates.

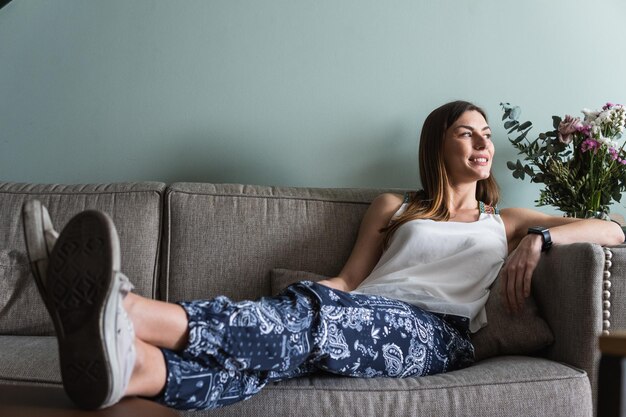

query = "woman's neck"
[{"left": 447, "top": 184, "right": 478, "bottom": 212}]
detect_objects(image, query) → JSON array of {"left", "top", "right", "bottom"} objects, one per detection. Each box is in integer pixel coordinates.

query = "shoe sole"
[
  {"left": 47, "top": 210, "right": 122, "bottom": 410},
  {"left": 22, "top": 200, "right": 53, "bottom": 311}
]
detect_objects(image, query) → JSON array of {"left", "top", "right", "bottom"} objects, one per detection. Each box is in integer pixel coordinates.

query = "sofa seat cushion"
[
  {"left": 0, "top": 336, "right": 60, "bottom": 385},
  {"left": 214, "top": 356, "right": 591, "bottom": 417},
  {"left": 0, "top": 336, "right": 591, "bottom": 417}
]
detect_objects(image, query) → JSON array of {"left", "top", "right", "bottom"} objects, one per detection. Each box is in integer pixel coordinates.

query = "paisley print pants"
[{"left": 156, "top": 281, "right": 474, "bottom": 410}]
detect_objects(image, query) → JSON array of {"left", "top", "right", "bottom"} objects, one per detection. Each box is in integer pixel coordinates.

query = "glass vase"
[{"left": 563, "top": 211, "right": 610, "bottom": 220}]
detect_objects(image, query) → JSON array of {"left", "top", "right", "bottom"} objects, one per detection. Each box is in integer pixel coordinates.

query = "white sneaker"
[
  {"left": 22, "top": 200, "right": 59, "bottom": 313},
  {"left": 46, "top": 210, "right": 136, "bottom": 410}
]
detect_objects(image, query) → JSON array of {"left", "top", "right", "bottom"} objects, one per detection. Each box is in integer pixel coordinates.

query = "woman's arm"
[
  {"left": 499, "top": 207, "right": 624, "bottom": 313},
  {"left": 318, "top": 193, "right": 404, "bottom": 292}
]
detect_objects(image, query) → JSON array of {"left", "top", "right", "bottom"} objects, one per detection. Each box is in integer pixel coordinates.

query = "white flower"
[
  {"left": 597, "top": 133, "right": 610, "bottom": 145},
  {"left": 582, "top": 108, "right": 600, "bottom": 123},
  {"left": 598, "top": 110, "right": 611, "bottom": 122}
]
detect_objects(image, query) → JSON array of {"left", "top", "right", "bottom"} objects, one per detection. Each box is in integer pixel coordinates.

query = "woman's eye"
[
  {"left": 461, "top": 131, "right": 472, "bottom": 137},
  {"left": 485, "top": 133, "right": 492, "bottom": 140}
]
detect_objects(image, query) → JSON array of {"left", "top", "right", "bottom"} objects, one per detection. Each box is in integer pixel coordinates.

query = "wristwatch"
[{"left": 527, "top": 226, "right": 552, "bottom": 252}]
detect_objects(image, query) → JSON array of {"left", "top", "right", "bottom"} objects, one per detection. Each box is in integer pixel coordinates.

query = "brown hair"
[{"left": 382, "top": 100, "right": 500, "bottom": 247}]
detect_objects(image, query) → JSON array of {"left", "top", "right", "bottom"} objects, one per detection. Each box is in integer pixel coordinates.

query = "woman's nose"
[{"left": 473, "top": 134, "right": 488, "bottom": 149}]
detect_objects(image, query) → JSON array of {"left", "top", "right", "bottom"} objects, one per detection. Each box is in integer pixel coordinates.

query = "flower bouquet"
[{"left": 501, "top": 102, "right": 626, "bottom": 217}]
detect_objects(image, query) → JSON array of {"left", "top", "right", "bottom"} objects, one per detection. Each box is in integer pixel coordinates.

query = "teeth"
[{"left": 471, "top": 158, "right": 488, "bottom": 162}]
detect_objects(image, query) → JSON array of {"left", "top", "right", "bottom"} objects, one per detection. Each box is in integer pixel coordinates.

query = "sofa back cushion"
[
  {"left": 162, "top": 183, "right": 386, "bottom": 302},
  {"left": 0, "top": 182, "right": 165, "bottom": 335}
]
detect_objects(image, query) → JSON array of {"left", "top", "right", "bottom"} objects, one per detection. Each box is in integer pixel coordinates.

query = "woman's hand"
[
  {"left": 499, "top": 233, "right": 543, "bottom": 314},
  {"left": 318, "top": 277, "right": 351, "bottom": 292}
]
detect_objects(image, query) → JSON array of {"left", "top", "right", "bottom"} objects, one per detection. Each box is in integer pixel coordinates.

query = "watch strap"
[{"left": 528, "top": 226, "right": 552, "bottom": 252}]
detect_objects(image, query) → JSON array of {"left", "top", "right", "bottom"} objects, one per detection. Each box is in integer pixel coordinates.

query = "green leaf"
[
  {"left": 513, "top": 129, "right": 531, "bottom": 144},
  {"left": 510, "top": 106, "right": 521, "bottom": 120},
  {"left": 507, "top": 161, "right": 517, "bottom": 170},
  {"left": 504, "top": 120, "right": 518, "bottom": 129},
  {"left": 552, "top": 116, "right": 562, "bottom": 129},
  {"left": 518, "top": 121, "right": 532, "bottom": 130},
  {"left": 611, "top": 187, "right": 623, "bottom": 202},
  {"left": 524, "top": 165, "right": 534, "bottom": 176}
]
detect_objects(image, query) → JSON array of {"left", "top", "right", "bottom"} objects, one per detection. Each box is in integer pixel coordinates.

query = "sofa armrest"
[{"left": 532, "top": 242, "right": 624, "bottom": 408}]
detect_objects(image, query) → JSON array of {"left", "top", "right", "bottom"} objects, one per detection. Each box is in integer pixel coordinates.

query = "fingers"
[
  {"left": 523, "top": 267, "right": 533, "bottom": 298},
  {"left": 501, "top": 256, "right": 537, "bottom": 314},
  {"left": 505, "top": 262, "right": 523, "bottom": 314}
]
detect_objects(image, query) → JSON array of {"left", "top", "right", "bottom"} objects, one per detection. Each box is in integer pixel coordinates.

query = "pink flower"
[
  {"left": 558, "top": 115, "right": 583, "bottom": 144},
  {"left": 578, "top": 124, "right": 592, "bottom": 135},
  {"left": 580, "top": 139, "right": 601, "bottom": 154},
  {"left": 609, "top": 147, "right": 619, "bottom": 160}
]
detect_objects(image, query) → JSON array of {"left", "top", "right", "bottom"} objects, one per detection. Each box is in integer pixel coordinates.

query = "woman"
[{"left": 22, "top": 101, "right": 624, "bottom": 411}]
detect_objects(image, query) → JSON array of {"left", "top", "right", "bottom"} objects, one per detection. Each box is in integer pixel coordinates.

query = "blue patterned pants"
[{"left": 156, "top": 281, "right": 474, "bottom": 410}]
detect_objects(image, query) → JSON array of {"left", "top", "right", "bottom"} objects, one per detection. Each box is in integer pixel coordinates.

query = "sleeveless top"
[{"left": 352, "top": 194, "right": 508, "bottom": 333}]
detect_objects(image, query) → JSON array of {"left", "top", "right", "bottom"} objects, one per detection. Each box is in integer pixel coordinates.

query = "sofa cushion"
[
  {"left": 0, "top": 336, "right": 60, "bottom": 385},
  {"left": 270, "top": 268, "right": 327, "bottom": 295},
  {"left": 0, "top": 182, "right": 166, "bottom": 336},
  {"left": 163, "top": 183, "right": 386, "bottom": 302},
  {"left": 270, "top": 268, "right": 554, "bottom": 361},
  {"left": 0, "top": 250, "right": 54, "bottom": 335},
  {"left": 0, "top": 335, "right": 590, "bottom": 417},
  {"left": 189, "top": 356, "right": 592, "bottom": 417},
  {"left": 471, "top": 274, "right": 554, "bottom": 361}
]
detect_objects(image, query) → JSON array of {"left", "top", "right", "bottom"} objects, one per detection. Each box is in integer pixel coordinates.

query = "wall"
[{"left": 2, "top": 0, "right": 626, "bottom": 213}]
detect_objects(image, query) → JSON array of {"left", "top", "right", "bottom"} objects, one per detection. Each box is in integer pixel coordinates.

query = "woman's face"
[{"left": 442, "top": 110, "right": 494, "bottom": 185}]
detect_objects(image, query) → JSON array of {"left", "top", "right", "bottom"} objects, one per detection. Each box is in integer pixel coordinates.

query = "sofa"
[{"left": 0, "top": 181, "right": 623, "bottom": 417}]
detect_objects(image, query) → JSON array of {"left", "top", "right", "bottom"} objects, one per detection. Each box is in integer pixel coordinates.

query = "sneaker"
[
  {"left": 46, "top": 210, "right": 136, "bottom": 410},
  {"left": 21, "top": 199, "right": 59, "bottom": 312}
]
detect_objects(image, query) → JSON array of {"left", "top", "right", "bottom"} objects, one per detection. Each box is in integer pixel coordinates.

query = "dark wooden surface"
[{"left": 0, "top": 384, "right": 179, "bottom": 417}]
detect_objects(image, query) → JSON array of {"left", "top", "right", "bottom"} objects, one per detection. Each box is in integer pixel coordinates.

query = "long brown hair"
[{"left": 382, "top": 100, "right": 500, "bottom": 247}]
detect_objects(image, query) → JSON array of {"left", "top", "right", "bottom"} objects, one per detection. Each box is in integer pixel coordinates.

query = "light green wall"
[{"left": 2, "top": 0, "right": 626, "bottom": 213}]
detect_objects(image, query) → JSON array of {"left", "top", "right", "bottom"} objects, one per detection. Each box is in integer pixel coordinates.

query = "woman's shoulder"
[
  {"left": 369, "top": 193, "right": 408, "bottom": 217},
  {"left": 371, "top": 192, "right": 405, "bottom": 205}
]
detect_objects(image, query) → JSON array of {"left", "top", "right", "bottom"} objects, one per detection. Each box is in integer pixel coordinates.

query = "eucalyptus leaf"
[{"left": 513, "top": 129, "right": 531, "bottom": 143}]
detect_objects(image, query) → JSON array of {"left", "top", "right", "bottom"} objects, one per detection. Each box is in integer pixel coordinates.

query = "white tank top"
[{"left": 352, "top": 196, "right": 508, "bottom": 333}]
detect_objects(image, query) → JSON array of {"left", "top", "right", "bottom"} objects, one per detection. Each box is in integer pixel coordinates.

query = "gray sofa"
[{"left": 0, "top": 181, "right": 622, "bottom": 416}]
